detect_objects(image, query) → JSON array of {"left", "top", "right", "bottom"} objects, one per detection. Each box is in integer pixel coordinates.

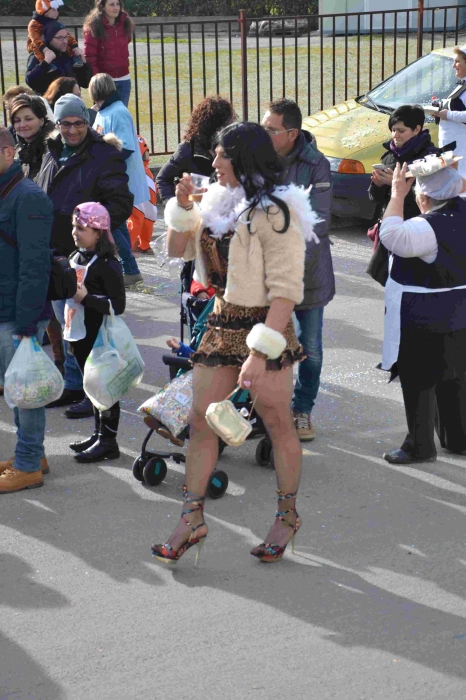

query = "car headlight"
[{"left": 326, "top": 157, "right": 365, "bottom": 174}]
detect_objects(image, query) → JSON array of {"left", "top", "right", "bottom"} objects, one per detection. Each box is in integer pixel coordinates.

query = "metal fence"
[{"left": 1, "top": 0, "right": 465, "bottom": 157}]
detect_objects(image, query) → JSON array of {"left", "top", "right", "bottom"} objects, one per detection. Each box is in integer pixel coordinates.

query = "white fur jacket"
[{"left": 164, "top": 182, "right": 321, "bottom": 308}]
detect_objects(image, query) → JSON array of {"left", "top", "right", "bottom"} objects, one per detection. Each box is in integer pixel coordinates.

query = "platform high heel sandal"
[
  {"left": 151, "top": 486, "right": 208, "bottom": 566},
  {"left": 251, "top": 490, "right": 302, "bottom": 563}
]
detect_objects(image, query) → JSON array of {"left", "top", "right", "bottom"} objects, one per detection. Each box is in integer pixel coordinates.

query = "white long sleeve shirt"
[
  {"left": 379, "top": 215, "right": 438, "bottom": 264},
  {"left": 439, "top": 91, "right": 466, "bottom": 179}
]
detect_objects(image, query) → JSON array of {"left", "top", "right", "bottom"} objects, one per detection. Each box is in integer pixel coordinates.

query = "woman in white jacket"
[
  {"left": 438, "top": 45, "right": 466, "bottom": 179},
  {"left": 152, "top": 122, "right": 320, "bottom": 566}
]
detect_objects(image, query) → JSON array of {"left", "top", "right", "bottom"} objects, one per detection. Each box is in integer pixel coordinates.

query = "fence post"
[
  {"left": 239, "top": 9, "right": 248, "bottom": 121},
  {"left": 417, "top": 0, "right": 424, "bottom": 59}
]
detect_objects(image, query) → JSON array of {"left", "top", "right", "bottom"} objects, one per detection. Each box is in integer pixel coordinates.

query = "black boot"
[
  {"left": 74, "top": 403, "right": 120, "bottom": 463},
  {"left": 70, "top": 406, "right": 100, "bottom": 453}
]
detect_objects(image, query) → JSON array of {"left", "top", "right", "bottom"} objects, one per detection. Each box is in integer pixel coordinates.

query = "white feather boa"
[{"left": 199, "top": 182, "right": 321, "bottom": 244}]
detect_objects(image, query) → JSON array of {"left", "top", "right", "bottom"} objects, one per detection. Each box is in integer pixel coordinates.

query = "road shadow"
[{"left": 0, "top": 554, "right": 68, "bottom": 700}]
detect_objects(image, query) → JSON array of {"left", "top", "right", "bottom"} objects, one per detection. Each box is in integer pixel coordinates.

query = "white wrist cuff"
[
  {"left": 164, "top": 197, "right": 200, "bottom": 232},
  {"left": 246, "top": 323, "right": 287, "bottom": 360}
]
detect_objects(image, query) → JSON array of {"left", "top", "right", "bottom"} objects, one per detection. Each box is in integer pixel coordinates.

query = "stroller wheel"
[
  {"left": 143, "top": 457, "right": 168, "bottom": 486},
  {"left": 207, "top": 469, "right": 229, "bottom": 499},
  {"left": 132, "top": 456, "right": 145, "bottom": 482},
  {"left": 218, "top": 439, "right": 226, "bottom": 457},
  {"left": 255, "top": 437, "right": 272, "bottom": 466}
]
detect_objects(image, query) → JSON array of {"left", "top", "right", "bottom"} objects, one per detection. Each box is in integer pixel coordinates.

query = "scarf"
[
  {"left": 389, "top": 128, "right": 431, "bottom": 159},
  {"left": 17, "top": 120, "right": 53, "bottom": 165}
]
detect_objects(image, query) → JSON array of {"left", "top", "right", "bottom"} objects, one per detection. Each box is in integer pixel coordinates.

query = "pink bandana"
[{"left": 73, "top": 202, "right": 115, "bottom": 244}]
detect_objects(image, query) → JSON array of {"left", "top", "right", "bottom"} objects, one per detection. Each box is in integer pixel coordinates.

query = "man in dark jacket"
[
  {"left": 25, "top": 20, "right": 92, "bottom": 96},
  {"left": 36, "top": 93, "right": 133, "bottom": 417},
  {"left": 0, "top": 127, "right": 53, "bottom": 493},
  {"left": 262, "top": 98, "right": 335, "bottom": 442}
]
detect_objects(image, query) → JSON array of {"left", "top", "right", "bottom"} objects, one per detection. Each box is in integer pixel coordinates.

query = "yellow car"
[{"left": 303, "top": 47, "right": 457, "bottom": 220}]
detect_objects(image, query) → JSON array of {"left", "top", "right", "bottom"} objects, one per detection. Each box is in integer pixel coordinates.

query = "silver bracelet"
[{"left": 177, "top": 202, "right": 194, "bottom": 211}]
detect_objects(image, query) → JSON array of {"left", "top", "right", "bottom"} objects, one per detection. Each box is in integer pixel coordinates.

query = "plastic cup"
[{"left": 188, "top": 173, "right": 210, "bottom": 202}]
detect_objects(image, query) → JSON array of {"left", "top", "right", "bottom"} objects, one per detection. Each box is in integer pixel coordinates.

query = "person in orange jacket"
[{"left": 127, "top": 135, "right": 158, "bottom": 254}]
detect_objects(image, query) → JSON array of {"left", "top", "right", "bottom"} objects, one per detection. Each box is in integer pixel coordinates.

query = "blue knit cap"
[
  {"left": 43, "top": 20, "right": 66, "bottom": 44},
  {"left": 54, "top": 94, "right": 89, "bottom": 123}
]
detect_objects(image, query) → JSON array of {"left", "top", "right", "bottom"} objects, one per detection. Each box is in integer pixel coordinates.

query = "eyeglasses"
[
  {"left": 58, "top": 120, "right": 88, "bottom": 130},
  {"left": 264, "top": 127, "right": 295, "bottom": 136}
]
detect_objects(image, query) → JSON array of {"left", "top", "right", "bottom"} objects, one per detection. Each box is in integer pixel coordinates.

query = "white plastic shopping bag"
[
  {"left": 4, "top": 336, "right": 64, "bottom": 409},
  {"left": 106, "top": 304, "right": 144, "bottom": 387},
  {"left": 83, "top": 305, "right": 144, "bottom": 411}
]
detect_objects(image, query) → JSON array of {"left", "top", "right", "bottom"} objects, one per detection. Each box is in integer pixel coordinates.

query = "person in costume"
[
  {"left": 127, "top": 134, "right": 158, "bottom": 255},
  {"left": 151, "top": 122, "right": 320, "bottom": 566},
  {"left": 65, "top": 202, "right": 126, "bottom": 463},
  {"left": 379, "top": 159, "right": 466, "bottom": 465}
]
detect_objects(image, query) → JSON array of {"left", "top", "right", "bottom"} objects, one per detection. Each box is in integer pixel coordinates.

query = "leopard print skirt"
[{"left": 191, "top": 296, "right": 304, "bottom": 371}]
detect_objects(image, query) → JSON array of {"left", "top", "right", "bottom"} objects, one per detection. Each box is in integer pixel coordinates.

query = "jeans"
[
  {"left": 52, "top": 300, "right": 83, "bottom": 391},
  {"left": 0, "top": 320, "right": 48, "bottom": 472},
  {"left": 114, "top": 79, "right": 131, "bottom": 107},
  {"left": 292, "top": 307, "right": 324, "bottom": 415},
  {"left": 113, "top": 221, "right": 140, "bottom": 275}
]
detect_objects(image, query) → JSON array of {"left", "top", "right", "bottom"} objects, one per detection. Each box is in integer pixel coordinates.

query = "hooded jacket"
[
  {"left": 368, "top": 130, "right": 440, "bottom": 221},
  {"left": 35, "top": 128, "right": 133, "bottom": 256},
  {"left": 83, "top": 12, "right": 131, "bottom": 79},
  {"left": 280, "top": 130, "right": 335, "bottom": 310},
  {"left": 156, "top": 138, "right": 214, "bottom": 202},
  {"left": 0, "top": 162, "right": 53, "bottom": 336}
]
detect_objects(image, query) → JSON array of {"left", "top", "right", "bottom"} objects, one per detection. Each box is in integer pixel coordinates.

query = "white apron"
[
  {"left": 382, "top": 255, "right": 466, "bottom": 370},
  {"left": 63, "top": 254, "right": 98, "bottom": 342}
]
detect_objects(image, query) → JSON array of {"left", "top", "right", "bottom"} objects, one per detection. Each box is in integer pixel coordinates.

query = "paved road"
[{"left": 1, "top": 221, "right": 466, "bottom": 700}]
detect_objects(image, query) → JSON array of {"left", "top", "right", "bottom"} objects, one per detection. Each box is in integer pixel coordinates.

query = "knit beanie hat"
[
  {"left": 54, "top": 93, "right": 89, "bottom": 123},
  {"left": 35, "top": 0, "right": 63, "bottom": 15},
  {"left": 43, "top": 20, "right": 66, "bottom": 44}
]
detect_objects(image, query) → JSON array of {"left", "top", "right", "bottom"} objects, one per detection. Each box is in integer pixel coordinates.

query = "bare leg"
[
  {"left": 153, "top": 364, "right": 239, "bottom": 555},
  {"left": 251, "top": 366, "right": 302, "bottom": 555}
]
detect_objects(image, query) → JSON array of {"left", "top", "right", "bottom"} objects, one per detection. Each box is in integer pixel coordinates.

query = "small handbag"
[{"left": 205, "top": 389, "right": 257, "bottom": 447}]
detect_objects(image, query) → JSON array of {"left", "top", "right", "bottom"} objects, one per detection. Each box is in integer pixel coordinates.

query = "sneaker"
[
  {"left": 294, "top": 412, "right": 316, "bottom": 442},
  {"left": 47, "top": 63, "right": 58, "bottom": 73},
  {"left": 0, "top": 466, "right": 43, "bottom": 493},
  {"left": 71, "top": 56, "right": 83, "bottom": 67},
  {"left": 0, "top": 457, "right": 49, "bottom": 475}
]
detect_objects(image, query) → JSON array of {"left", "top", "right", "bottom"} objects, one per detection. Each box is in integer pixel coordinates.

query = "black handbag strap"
[{"left": 0, "top": 170, "right": 25, "bottom": 250}]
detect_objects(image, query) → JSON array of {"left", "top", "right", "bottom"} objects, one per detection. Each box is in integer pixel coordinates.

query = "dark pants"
[{"left": 397, "top": 327, "right": 466, "bottom": 458}]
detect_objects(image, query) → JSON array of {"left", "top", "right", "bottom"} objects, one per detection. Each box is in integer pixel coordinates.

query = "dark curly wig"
[
  {"left": 183, "top": 96, "right": 235, "bottom": 151},
  {"left": 215, "top": 122, "right": 290, "bottom": 234}
]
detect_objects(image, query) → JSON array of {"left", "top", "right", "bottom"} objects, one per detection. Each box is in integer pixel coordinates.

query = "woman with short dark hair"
[
  {"left": 152, "top": 122, "right": 321, "bottom": 567},
  {"left": 10, "top": 93, "right": 54, "bottom": 180},
  {"left": 369, "top": 104, "right": 440, "bottom": 221},
  {"left": 156, "top": 95, "right": 235, "bottom": 202}
]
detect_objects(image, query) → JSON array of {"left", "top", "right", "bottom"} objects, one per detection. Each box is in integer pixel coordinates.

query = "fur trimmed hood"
[
  {"left": 199, "top": 181, "right": 321, "bottom": 245},
  {"left": 102, "top": 132, "right": 123, "bottom": 151}
]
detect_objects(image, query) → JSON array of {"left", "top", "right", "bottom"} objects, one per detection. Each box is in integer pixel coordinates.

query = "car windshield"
[{"left": 366, "top": 52, "right": 457, "bottom": 109}]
